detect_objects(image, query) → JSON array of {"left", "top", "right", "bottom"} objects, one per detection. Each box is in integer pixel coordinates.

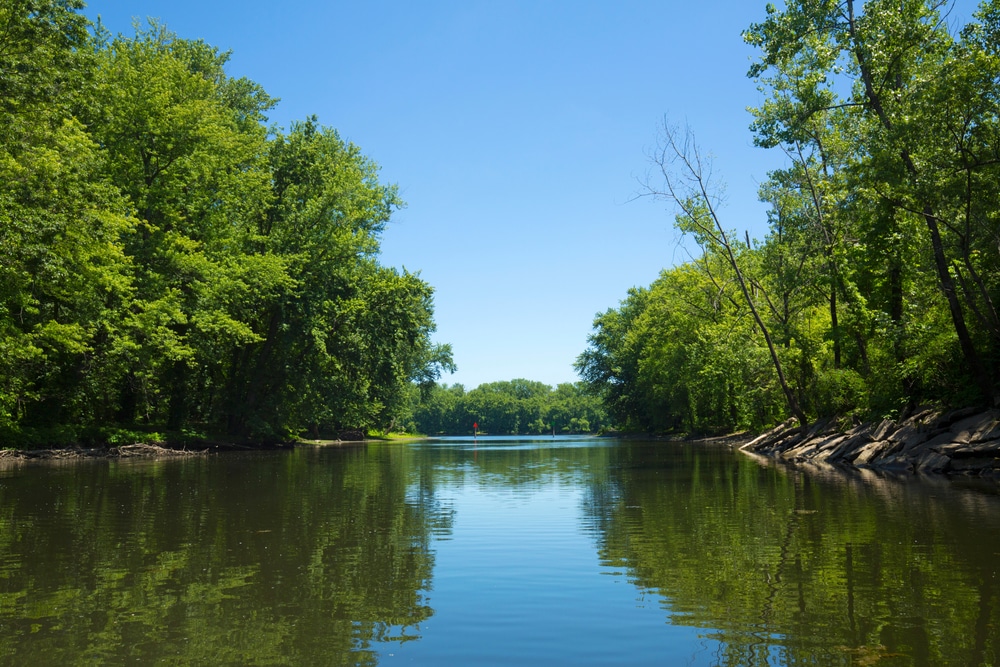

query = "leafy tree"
[
  {"left": 87, "top": 22, "right": 276, "bottom": 430},
  {"left": 0, "top": 7, "right": 451, "bottom": 444},
  {"left": 223, "top": 118, "right": 449, "bottom": 437},
  {"left": 584, "top": 0, "right": 1000, "bottom": 434},
  {"left": 407, "top": 380, "right": 605, "bottom": 435},
  {"left": 408, "top": 383, "right": 465, "bottom": 435},
  {"left": 745, "top": 0, "right": 1000, "bottom": 403},
  {"left": 545, "top": 383, "right": 606, "bottom": 433},
  {"left": 0, "top": 120, "right": 135, "bottom": 430},
  {"left": 643, "top": 123, "right": 808, "bottom": 426},
  {"left": 0, "top": 1, "right": 135, "bottom": 433},
  {"left": 575, "top": 288, "right": 651, "bottom": 430},
  {"left": 0, "top": 0, "right": 92, "bottom": 134}
]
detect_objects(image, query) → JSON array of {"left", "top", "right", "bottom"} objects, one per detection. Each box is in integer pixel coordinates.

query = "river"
[{"left": 0, "top": 435, "right": 998, "bottom": 665}]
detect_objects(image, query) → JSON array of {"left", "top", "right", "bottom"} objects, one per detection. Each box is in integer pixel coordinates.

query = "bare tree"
[{"left": 643, "top": 120, "right": 808, "bottom": 427}]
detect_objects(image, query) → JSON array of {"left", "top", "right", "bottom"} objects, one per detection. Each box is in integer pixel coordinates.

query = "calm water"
[{"left": 0, "top": 436, "right": 998, "bottom": 665}]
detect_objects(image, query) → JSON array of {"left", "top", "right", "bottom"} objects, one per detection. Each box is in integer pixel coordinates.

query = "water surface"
[{"left": 0, "top": 436, "right": 998, "bottom": 665}]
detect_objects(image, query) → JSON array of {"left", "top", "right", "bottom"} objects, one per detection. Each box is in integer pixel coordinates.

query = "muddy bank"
[
  {"left": 0, "top": 443, "right": 208, "bottom": 463},
  {"left": 0, "top": 434, "right": 395, "bottom": 465},
  {"left": 740, "top": 407, "right": 1000, "bottom": 476}
]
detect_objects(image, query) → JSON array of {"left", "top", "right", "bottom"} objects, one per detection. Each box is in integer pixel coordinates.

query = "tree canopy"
[
  {"left": 405, "top": 380, "right": 606, "bottom": 436},
  {"left": 578, "top": 0, "right": 1000, "bottom": 435},
  {"left": 0, "top": 5, "right": 451, "bottom": 443}
]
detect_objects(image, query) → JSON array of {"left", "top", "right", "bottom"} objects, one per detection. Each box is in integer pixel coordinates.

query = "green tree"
[
  {"left": 745, "top": 0, "right": 1000, "bottom": 404},
  {"left": 408, "top": 380, "right": 605, "bottom": 435},
  {"left": 88, "top": 22, "right": 276, "bottom": 430},
  {"left": 0, "top": 120, "right": 135, "bottom": 431},
  {"left": 224, "top": 118, "right": 447, "bottom": 437},
  {"left": 0, "top": 8, "right": 451, "bottom": 444},
  {"left": 576, "top": 288, "right": 651, "bottom": 430},
  {"left": 643, "top": 123, "right": 808, "bottom": 426},
  {"left": 409, "top": 383, "right": 465, "bottom": 435},
  {"left": 0, "top": 1, "right": 136, "bottom": 434}
]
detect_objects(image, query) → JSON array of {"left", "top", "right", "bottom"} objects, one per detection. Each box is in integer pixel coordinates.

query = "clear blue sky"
[{"left": 80, "top": 1, "right": 979, "bottom": 390}]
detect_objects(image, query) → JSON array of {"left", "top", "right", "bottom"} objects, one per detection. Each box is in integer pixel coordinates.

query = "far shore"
[{"left": 4, "top": 412, "right": 997, "bottom": 479}]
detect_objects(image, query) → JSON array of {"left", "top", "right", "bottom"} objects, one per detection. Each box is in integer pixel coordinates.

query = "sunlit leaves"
[
  {"left": 0, "top": 6, "right": 448, "bottom": 440},
  {"left": 585, "top": 1, "right": 1000, "bottom": 432}
]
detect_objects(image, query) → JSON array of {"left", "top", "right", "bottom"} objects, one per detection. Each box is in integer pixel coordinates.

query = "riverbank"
[
  {"left": 739, "top": 407, "right": 1000, "bottom": 476},
  {"left": 0, "top": 433, "right": 428, "bottom": 464},
  {"left": 0, "top": 442, "right": 209, "bottom": 462}
]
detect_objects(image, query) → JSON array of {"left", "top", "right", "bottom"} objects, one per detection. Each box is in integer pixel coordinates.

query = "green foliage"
[
  {"left": 812, "top": 367, "right": 868, "bottom": 419},
  {"left": 575, "top": 287, "right": 650, "bottom": 430},
  {"left": 578, "top": 261, "right": 789, "bottom": 435},
  {"left": 582, "top": 0, "right": 1000, "bottom": 433},
  {"left": 0, "top": 8, "right": 449, "bottom": 444},
  {"left": 407, "top": 380, "right": 606, "bottom": 435}
]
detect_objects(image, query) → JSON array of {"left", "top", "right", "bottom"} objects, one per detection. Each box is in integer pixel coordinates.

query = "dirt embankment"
[
  {"left": 740, "top": 407, "right": 1000, "bottom": 476},
  {"left": 0, "top": 436, "right": 360, "bottom": 464},
  {"left": 0, "top": 443, "right": 208, "bottom": 463}
]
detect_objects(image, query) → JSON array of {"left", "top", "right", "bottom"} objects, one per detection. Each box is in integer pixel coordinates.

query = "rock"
[
  {"left": 915, "top": 450, "right": 951, "bottom": 473},
  {"left": 940, "top": 406, "right": 984, "bottom": 426},
  {"left": 853, "top": 440, "right": 896, "bottom": 465},
  {"left": 941, "top": 440, "right": 1000, "bottom": 458},
  {"left": 944, "top": 430, "right": 972, "bottom": 445},
  {"left": 981, "top": 439, "right": 1000, "bottom": 454},
  {"left": 816, "top": 434, "right": 848, "bottom": 452},
  {"left": 740, "top": 409, "right": 1000, "bottom": 477},
  {"left": 916, "top": 430, "right": 967, "bottom": 453},
  {"left": 937, "top": 443, "right": 972, "bottom": 455},
  {"left": 783, "top": 432, "right": 841, "bottom": 460},
  {"left": 740, "top": 420, "right": 797, "bottom": 452},
  {"left": 827, "top": 431, "right": 875, "bottom": 462},
  {"left": 950, "top": 456, "right": 1000, "bottom": 473},
  {"left": 971, "top": 411, "right": 1000, "bottom": 442},
  {"left": 871, "top": 418, "right": 896, "bottom": 441},
  {"left": 873, "top": 455, "right": 914, "bottom": 472},
  {"left": 773, "top": 430, "right": 810, "bottom": 454},
  {"left": 889, "top": 420, "right": 934, "bottom": 448}
]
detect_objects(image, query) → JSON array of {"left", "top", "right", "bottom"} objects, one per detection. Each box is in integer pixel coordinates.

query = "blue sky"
[{"left": 80, "top": 1, "right": 976, "bottom": 390}]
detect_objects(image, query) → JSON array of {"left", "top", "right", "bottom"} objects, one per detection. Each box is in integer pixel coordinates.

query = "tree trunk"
[{"left": 846, "top": 0, "right": 991, "bottom": 402}]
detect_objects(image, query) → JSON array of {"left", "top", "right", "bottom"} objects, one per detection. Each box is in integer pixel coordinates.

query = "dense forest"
[
  {"left": 405, "top": 380, "right": 606, "bottom": 436},
  {"left": 578, "top": 0, "right": 1000, "bottom": 435},
  {"left": 0, "top": 1, "right": 454, "bottom": 444}
]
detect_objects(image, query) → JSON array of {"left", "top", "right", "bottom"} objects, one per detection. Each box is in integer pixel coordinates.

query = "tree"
[
  {"left": 582, "top": 1, "right": 1000, "bottom": 434},
  {"left": 0, "top": 1, "right": 136, "bottom": 432},
  {"left": 643, "top": 122, "right": 808, "bottom": 426},
  {"left": 576, "top": 288, "right": 651, "bottom": 430},
  {"left": 745, "top": 0, "right": 1000, "bottom": 403},
  {"left": 88, "top": 22, "right": 276, "bottom": 430},
  {"left": 0, "top": 5, "right": 453, "bottom": 444},
  {"left": 407, "top": 380, "right": 605, "bottom": 436},
  {"left": 223, "top": 118, "right": 448, "bottom": 438}
]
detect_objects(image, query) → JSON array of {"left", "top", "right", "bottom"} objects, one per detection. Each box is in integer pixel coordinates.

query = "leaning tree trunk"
[{"left": 846, "top": 0, "right": 992, "bottom": 403}]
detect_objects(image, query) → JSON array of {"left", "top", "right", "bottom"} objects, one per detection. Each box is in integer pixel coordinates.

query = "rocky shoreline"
[{"left": 739, "top": 407, "right": 1000, "bottom": 476}]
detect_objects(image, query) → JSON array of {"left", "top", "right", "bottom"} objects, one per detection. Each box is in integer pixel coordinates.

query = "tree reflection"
[
  {"left": 3, "top": 440, "right": 998, "bottom": 665},
  {"left": 0, "top": 446, "right": 447, "bottom": 665},
  {"left": 584, "top": 443, "right": 1000, "bottom": 666}
]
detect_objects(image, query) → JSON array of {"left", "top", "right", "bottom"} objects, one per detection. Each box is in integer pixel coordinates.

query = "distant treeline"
[
  {"left": 405, "top": 380, "right": 606, "bottom": 435},
  {"left": 1, "top": 2, "right": 452, "bottom": 444},
  {"left": 578, "top": 0, "right": 1000, "bottom": 435}
]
